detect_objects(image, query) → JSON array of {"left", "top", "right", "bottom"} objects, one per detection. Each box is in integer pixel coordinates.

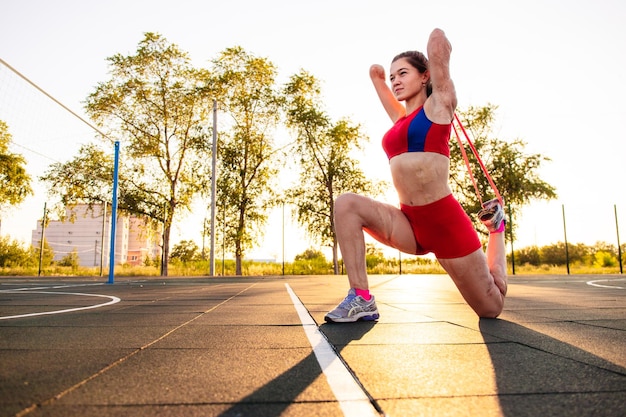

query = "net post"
[
  {"left": 107, "top": 141, "right": 120, "bottom": 284},
  {"left": 209, "top": 99, "right": 217, "bottom": 276}
]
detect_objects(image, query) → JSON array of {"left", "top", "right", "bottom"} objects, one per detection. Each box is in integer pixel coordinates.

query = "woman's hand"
[{"left": 369, "top": 64, "right": 386, "bottom": 82}]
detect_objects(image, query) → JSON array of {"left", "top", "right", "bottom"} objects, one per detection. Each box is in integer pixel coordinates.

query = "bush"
[
  {"left": 514, "top": 245, "right": 540, "bottom": 266},
  {"left": 58, "top": 250, "right": 80, "bottom": 268},
  {"left": 294, "top": 248, "right": 326, "bottom": 261},
  {"left": 0, "top": 236, "right": 33, "bottom": 267},
  {"left": 291, "top": 257, "right": 333, "bottom": 275},
  {"left": 594, "top": 251, "right": 617, "bottom": 268}
]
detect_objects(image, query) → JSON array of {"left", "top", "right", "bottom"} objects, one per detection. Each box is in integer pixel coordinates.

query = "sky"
[{"left": 1, "top": 0, "right": 625, "bottom": 261}]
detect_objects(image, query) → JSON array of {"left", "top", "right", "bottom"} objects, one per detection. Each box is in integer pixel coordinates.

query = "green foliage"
[
  {"left": 365, "top": 244, "right": 386, "bottom": 269},
  {"left": 514, "top": 245, "right": 541, "bottom": 266},
  {"left": 34, "top": 240, "right": 55, "bottom": 268},
  {"left": 292, "top": 248, "right": 332, "bottom": 274},
  {"left": 512, "top": 241, "right": 622, "bottom": 271},
  {"left": 593, "top": 251, "right": 617, "bottom": 268},
  {"left": 369, "top": 256, "right": 445, "bottom": 275},
  {"left": 290, "top": 257, "right": 334, "bottom": 275},
  {"left": 58, "top": 250, "right": 80, "bottom": 269},
  {"left": 538, "top": 242, "right": 569, "bottom": 265},
  {"left": 40, "top": 143, "right": 113, "bottom": 210},
  {"left": 537, "top": 242, "right": 589, "bottom": 265},
  {"left": 294, "top": 248, "right": 326, "bottom": 261},
  {"left": 0, "top": 120, "right": 32, "bottom": 207},
  {"left": 0, "top": 236, "right": 35, "bottom": 267},
  {"left": 169, "top": 240, "right": 199, "bottom": 263}
]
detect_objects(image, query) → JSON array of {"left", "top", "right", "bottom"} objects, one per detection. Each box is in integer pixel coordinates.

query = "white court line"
[
  {"left": 586, "top": 279, "right": 626, "bottom": 290},
  {"left": 1, "top": 283, "right": 106, "bottom": 292},
  {"left": 0, "top": 284, "right": 121, "bottom": 320},
  {"left": 285, "top": 283, "right": 380, "bottom": 417}
]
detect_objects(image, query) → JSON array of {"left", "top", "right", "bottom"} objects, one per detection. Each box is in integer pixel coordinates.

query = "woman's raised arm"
[
  {"left": 370, "top": 64, "right": 406, "bottom": 123},
  {"left": 425, "top": 28, "right": 457, "bottom": 123}
]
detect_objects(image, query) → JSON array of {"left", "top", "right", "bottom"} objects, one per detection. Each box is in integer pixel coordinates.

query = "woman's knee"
[
  {"left": 335, "top": 193, "right": 365, "bottom": 218},
  {"left": 474, "top": 290, "right": 504, "bottom": 318},
  {"left": 476, "top": 304, "right": 503, "bottom": 319}
]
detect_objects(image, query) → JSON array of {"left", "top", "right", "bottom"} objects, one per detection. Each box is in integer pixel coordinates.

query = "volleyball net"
[{"left": 0, "top": 58, "right": 115, "bottom": 266}]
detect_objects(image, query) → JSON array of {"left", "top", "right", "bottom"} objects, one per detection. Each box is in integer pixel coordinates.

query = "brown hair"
[{"left": 392, "top": 51, "right": 432, "bottom": 96}]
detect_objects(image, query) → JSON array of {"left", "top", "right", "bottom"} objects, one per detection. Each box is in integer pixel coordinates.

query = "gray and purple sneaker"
[{"left": 324, "top": 288, "right": 380, "bottom": 323}]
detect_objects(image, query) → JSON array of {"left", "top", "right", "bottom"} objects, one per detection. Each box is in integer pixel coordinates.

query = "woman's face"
[{"left": 389, "top": 58, "right": 428, "bottom": 101}]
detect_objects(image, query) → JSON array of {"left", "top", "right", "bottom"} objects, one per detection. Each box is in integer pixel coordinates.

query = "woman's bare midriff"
[{"left": 389, "top": 152, "right": 452, "bottom": 206}]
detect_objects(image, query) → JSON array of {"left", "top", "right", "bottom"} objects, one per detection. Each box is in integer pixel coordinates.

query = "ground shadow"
[
  {"left": 217, "top": 321, "right": 377, "bottom": 417},
  {"left": 479, "top": 318, "right": 626, "bottom": 416}
]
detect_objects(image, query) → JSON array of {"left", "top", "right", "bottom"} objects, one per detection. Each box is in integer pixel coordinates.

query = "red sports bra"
[{"left": 382, "top": 106, "right": 451, "bottom": 159}]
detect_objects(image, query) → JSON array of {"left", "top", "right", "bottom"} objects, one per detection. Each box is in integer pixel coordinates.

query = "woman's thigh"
[{"left": 335, "top": 193, "right": 418, "bottom": 254}]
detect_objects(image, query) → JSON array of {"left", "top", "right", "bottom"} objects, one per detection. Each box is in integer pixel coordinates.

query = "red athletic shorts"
[{"left": 400, "top": 194, "right": 481, "bottom": 259}]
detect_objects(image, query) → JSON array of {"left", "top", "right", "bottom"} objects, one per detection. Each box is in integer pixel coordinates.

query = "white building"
[{"left": 31, "top": 204, "right": 161, "bottom": 267}]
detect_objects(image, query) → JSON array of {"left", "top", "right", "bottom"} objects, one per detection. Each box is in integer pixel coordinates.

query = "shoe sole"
[{"left": 324, "top": 312, "right": 380, "bottom": 323}]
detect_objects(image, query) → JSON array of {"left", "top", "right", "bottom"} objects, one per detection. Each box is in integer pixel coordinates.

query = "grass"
[
  {"left": 510, "top": 263, "right": 623, "bottom": 275},
  {"left": 2, "top": 260, "right": 622, "bottom": 278}
]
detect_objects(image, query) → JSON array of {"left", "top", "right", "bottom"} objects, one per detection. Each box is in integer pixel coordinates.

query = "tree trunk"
[
  {"left": 235, "top": 206, "right": 245, "bottom": 275},
  {"left": 161, "top": 223, "right": 170, "bottom": 276},
  {"left": 235, "top": 241, "right": 242, "bottom": 275}
]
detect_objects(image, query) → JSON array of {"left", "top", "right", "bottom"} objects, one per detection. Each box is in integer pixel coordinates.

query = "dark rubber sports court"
[{"left": 1, "top": 274, "right": 625, "bottom": 416}]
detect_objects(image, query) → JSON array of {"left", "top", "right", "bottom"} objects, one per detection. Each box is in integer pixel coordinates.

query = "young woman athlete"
[{"left": 325, "top": 28, "right": 507, "bottom": 322}]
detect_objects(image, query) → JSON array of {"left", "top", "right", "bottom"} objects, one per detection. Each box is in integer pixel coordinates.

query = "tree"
[
  {"left": 0, "top": 120, "right": 32, "bottom": 210},
  {"left": 209, "top": 47, "right": 284, "bottom": 275},
  {"left": 45, "top": 33, "right": 213, "bottom": 276},
  {"left": 450, "top": 104, "right": 557, "bottom": 239},
  {"left": 284, "top": 71, "right": 385, "bottom": 274},
  {"left": 169, "top": 239, "right": 199, "bottom": 263}
]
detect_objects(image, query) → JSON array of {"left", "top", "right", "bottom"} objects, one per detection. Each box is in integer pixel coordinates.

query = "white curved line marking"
[
  {"left": 0, "top": 290, "right": 121, "bottom": 320},
  {"left": 586, "top": 279, "right": 626, "bottom": 290}
]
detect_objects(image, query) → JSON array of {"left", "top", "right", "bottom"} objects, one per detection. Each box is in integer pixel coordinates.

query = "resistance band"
[{"left": 452, "top": 113, "right": 503, "bottom": 207}]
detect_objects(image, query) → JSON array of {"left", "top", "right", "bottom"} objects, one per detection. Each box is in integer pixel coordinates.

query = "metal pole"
[
  {"left": 210, "top": 99, "right": 218, "bottom": 276},
  {"left": 38, "top": 202, "right": 47, "bottom": 277},
  {"left": 615, "top": 204, "right": 623, "bottom": 274},
  {"left": 562, "top": 204, "right": 570, "bottom": 275},
  {"left": 108, "top": 141, "right": 120, "bottom": 284},
  {"left": 222, "top": 199, "right": 226, "bottom": 276},
  {"left": 282, "top": 202, "right": 285, "bottom": 276}
]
